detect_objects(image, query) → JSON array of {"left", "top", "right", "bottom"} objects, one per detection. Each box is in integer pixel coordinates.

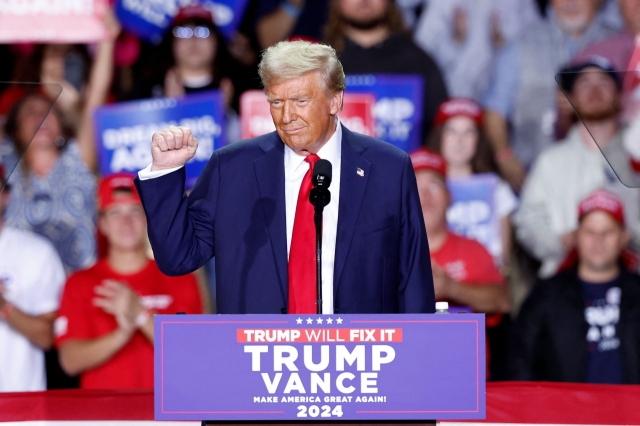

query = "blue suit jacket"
[{"left": 135, "top": 125, "right": 435, "bottom": 314}]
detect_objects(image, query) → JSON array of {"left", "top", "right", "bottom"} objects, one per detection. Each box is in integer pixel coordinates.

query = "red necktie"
[{"left": 288, "top": 154, "right": 320, "bottom": 314}]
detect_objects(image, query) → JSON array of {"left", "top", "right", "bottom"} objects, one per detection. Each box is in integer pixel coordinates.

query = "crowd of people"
[{"left": 2, "top": 0, "right": 640, "bottom": 390}]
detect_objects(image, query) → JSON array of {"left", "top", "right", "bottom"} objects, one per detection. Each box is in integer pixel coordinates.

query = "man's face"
[
  {"left": 338, "top": 0, "right": 388, "bottom": 29},
  {"left": 577, "top": 210, "right": 628, "bottom": 272},
  {"left": 415, "top": 171, "right": 449, "bottom": 233},
  {"left": 552, "top": 0, "right": 596, "bottom": 34},
  {"left": 619, "top": 0, "right": 640, "bottom": 34},
  {"left": 267, "top": 72, "right": 342, "bottom": 155},
  {"left": 99, "top": 202, "right": 147, "bottom": 252},
  {"left": 572, "top": 67, "right": 620, "bottom": 121}
]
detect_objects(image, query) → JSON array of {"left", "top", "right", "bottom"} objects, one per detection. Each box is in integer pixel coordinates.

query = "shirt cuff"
[{"left": 137, "top": 164, "right": 183, "bottom": 180}]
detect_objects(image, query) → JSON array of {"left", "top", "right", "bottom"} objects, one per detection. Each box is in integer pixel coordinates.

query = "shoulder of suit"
[{"left": 213, "top": 132, "right": 278, "bottom": 159}]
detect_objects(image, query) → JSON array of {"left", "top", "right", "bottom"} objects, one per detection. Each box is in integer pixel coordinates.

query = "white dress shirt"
[
  {"left": 138, "top": 118, "right": 343, "bottom": 314},
  {"left": 284, "top": 119, "right": 341, "bottom": 314}
]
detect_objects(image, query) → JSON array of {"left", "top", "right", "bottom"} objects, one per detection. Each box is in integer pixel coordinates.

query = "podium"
[{"left": 154, "top": 313, "right": 486, "bottom": 423}]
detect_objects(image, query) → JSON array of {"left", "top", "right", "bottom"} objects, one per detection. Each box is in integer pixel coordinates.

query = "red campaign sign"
[
  {"left": 240, "top": 90, "right": 375, "bottom": 139},
  {"left": 0, "top": 0, "right": 109, "bottom": 43},
  {"left": 237, "top": 328, "right": 404, "bottom": 343}
]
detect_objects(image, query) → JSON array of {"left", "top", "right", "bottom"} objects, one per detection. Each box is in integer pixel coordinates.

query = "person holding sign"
[
  {"left": 135, "top": 40, "right": 435, "bottom": 315},
  {"left": 411, "top": 147, "right": 509, "bottom": 377},
  {"left": 428, "top": 98, "right": 518, "bottom": 269}
]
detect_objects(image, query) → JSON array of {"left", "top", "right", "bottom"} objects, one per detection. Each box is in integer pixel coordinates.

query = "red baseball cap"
[
  {"left": 409, "top": 147, "right": 447, "bottom": 178},
  {"left": 98, "top": 173, "right": 141, "bottom": 211},
  {"left": 173, "top": 5, "right": 214, "bottom": 26},
  {"left": 578, "top": 188, "right": 625, "bottom": 226},
  {"left": 433, "top": 98, "right": 484, "bottom": 128}
]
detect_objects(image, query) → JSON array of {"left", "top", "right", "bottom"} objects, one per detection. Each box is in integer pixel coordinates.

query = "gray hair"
[{"left": 258, "top": 41, "right": 346, "bottom": 93}]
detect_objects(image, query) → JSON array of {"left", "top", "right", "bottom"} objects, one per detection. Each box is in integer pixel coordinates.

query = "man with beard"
[
  {"left": 324, "top": 0, "right": 448, "bottom": 138},
  {"left": 482, "top": 0, "right": 617, "bottom": 190},
  {"left": 513, "top": 57, "right": 640, "bottom": 278}
]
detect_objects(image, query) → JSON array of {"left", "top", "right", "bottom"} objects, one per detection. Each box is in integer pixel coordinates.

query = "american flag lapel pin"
[{"left": 357, "top": 168, "right": 365, "bottom": 177}]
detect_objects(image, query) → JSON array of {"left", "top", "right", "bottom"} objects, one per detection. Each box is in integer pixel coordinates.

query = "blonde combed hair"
[{"left": 258, "top": 40, "right": 346, "bottom": 93}]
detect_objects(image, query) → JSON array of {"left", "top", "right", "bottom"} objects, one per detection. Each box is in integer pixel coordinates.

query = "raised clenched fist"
[{"left": 151, "top": 125, "right": 199, "bottom": 171}]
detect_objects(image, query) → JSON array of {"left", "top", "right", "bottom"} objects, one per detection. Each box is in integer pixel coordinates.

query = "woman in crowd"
[
  {"left": 428, "top": 97, "right": 518, "bottom": 269},
  {"left": 130, "top": 5, "right": 243, "bottom": 142},
  {"left": 0, "top": 14, "right": 119, "bottom": 274}
]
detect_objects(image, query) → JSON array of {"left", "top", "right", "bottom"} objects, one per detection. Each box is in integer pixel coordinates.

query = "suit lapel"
[
  {"left": 334, "top": 125, "right": 370, "bottom": 290},
  {"left": 254, "top": 134, "right": 289, "bottom": 304}
]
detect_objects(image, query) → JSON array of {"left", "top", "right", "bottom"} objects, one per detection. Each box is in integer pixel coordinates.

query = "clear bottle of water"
[{"left": 435, "top": 301, "right": 449, "bottom": 314}]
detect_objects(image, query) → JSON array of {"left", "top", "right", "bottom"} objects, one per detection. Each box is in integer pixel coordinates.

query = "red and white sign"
[
  {"left": 0, "top": 0, "right": 109, "bottom": 43},
  {"left": 240, "top": 90, "right": 375, "bottom": 139}
]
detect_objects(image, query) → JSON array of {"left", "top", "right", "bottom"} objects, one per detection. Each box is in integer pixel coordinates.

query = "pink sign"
[
  {"left": 240, "top": 90, "right": 375, "bottom": 139},
  {"left": 0, "top": 0, "right": 109, "bottom": 43}
]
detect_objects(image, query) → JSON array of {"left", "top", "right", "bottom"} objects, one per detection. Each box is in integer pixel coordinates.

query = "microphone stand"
[{"left": 310, "top": 187, "right": 330, "bottom": 315}]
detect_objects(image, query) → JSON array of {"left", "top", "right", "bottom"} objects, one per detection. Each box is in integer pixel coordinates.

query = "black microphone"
[
  {"left": 310, "top": 160, "right": 332, "bottom": 208},
  {"left": 309, "top": 159, "right": 332, "bottom": 315},
  {"left": 312, "top": 159, "right": 332, "bottom": 190}
]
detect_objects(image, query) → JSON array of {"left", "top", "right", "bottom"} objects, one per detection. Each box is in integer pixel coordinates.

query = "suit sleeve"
[
  {"left": 397, "top": 155, "right": 436, "bottom": 313},
  {"left": 134, "top": 151, "right": 221, "bottom": 276},
  {"left": 509, "top": 282, "right": 547, "bottom": 380}
]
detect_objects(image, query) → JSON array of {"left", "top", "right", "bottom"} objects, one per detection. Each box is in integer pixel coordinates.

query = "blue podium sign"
[
  {"left": 155, "top": 313, "right": 486, "bottom": 421},
  {"left": 93, "top": 90, "right": 226, "bottom": 188}
]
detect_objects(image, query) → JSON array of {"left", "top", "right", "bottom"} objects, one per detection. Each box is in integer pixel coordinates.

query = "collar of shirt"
[{"left": 284, "top": 116, "right": 342, "bottom": 178}]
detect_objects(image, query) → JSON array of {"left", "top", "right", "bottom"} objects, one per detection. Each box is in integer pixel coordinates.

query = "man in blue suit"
[{"left": 135, "top": 41, "right": 434, "bottom": 315}]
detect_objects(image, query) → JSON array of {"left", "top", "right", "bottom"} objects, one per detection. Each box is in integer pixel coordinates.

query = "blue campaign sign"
[
  {"left": 346, "top": 74, "right": 424, "bottom": 153},
  {"left": 446, "top": 173, "right": 500, "bottom": 260},
  {"left": 93, "top": 90, "right": 226, "bottom": 189},
  {"left": 115, "top": 0, "right": 249, "bottom": 44}
]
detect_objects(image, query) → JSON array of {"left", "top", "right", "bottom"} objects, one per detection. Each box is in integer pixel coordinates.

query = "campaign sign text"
[
  {"left": 0, "top": 0, "right": 108, "bottom": 42},
  {"left": 115, "top": 0, "right": 248, "bottom": 44},
  {"left": 240, "top": 90, "right": 375, "bottom": 139},
  {"left": 155, "top": 313, "right": 485, "bottom": 421},
  {"left": 346, "top": 74, "right": 424, "bottom": 153},
  {"left": 93, "top": 91, "right": 226, "bottom": 188},
  {"left": 447, "top": 174, "right": 500, "bottom": 263}
]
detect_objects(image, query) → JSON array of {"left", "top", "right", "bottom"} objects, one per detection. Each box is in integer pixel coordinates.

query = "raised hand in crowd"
[
  {"left": 256, "top": 0, "right": 306, "bottom": 49},
  {"left": 151, "top": 125, "right": 199, "bottom": 171},
  {"left": 75, "top": 8, "right": 121, "bottom": 171}
]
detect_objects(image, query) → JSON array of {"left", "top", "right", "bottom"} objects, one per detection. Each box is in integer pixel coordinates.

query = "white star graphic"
[
  {"left": 306, "top": 317, "right": 313, "bottom": 324},
  {"left": 336, "top": 317, "right": 343, "bottom": 324},
  {"left": 326, "top": 317, "right": 333, "bottom": 324},
  {"left": 296, "top": 318, "right": 303, "bottom": 324},
  {"left": 316, "top": 317, "right": 323, "bottom": 324}
]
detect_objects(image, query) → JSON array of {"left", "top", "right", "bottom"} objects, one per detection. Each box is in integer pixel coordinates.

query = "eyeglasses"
[{"left": 173, "top": 26, "right": 211, "bottom": 39}]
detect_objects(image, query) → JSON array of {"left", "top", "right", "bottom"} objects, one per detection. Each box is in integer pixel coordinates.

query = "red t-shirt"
[
  {"left": 431, "top": 232, "right": 504, "bottom": 285},
  {"left": 431, "top": 232, "right": 504, "bottom": 326},
  {"left": 55, "top": 259, "right": 203, "bottom": 389}
]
